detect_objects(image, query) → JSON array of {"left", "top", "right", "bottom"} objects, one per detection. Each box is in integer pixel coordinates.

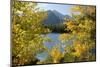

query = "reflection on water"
[
  {"left": 36, "top": 33, "right": 74, "bottom": 61},
  {"left": 36, "top": 52, "right": 48, "bottom": 61},
  {"left": 44, "top": 33, "right": 61, "bottom": 49}
]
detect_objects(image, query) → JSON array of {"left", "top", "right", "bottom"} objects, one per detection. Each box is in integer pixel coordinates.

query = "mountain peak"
[{"left": 43, "top": 10, "right": 72, "bottom": 25}]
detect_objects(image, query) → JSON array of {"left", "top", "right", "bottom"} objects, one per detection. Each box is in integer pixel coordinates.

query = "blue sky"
[{"left": 37, "top": 3, "right": 74, "bottom": 16}]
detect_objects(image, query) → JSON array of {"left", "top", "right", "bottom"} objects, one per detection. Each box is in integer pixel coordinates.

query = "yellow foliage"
[
  {"left": 73, "top": 41, "right": 88, "bottom": 57},
  {"left": 50, "top": 46, "right": 63, "bottom": 63},
  {"left": 65, "top": 21, "right": 76, "bottom": 31},
  {"left": 59, "top": 33, "right": 71, "bottom": 43},
  {"left": 12, "top": 0, "right": 49, "bottom": 65}
]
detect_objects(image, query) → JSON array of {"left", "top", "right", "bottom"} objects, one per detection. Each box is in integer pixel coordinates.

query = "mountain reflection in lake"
[
  {"left": 36, "top": 33, "right": 74, "bottom": 61},
  {"left": 44, "top": 33, "right": 61, "bottom": 49}
]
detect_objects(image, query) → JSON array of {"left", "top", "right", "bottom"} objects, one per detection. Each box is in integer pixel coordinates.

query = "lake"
[{"left": 36, "top": 33, "right": 74, "bottom": 61}]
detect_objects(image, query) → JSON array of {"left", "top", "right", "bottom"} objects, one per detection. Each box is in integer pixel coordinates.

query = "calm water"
[
  {"left": 36, "top": 33, "right": 74, "bottom": 61},
  {"left": 36, "top": 33, "right": 95, "bottom": 61}
]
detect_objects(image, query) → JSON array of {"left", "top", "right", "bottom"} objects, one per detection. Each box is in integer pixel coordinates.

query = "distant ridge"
[
  {"left": 42, "top": 10, "right": 73, "bottom": 33},
  {"left": 43, "top": 10, "right": 72, "bottom": 25}
]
